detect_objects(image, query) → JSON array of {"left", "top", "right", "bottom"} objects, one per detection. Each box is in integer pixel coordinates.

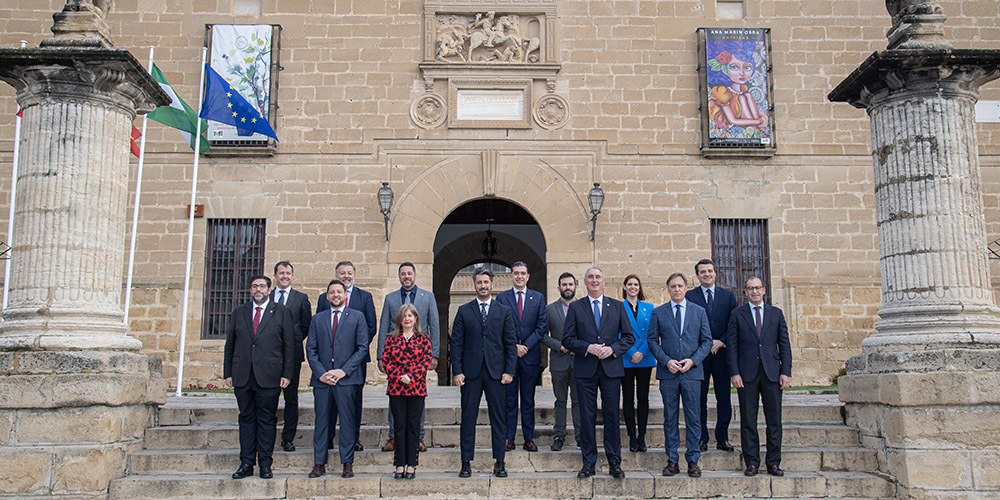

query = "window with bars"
[
  {"left": 710, "top": 218, "right": 771, "bottom": 305},
  {"left": 201, "top": 218, "right": 267, "bottom": 339}
]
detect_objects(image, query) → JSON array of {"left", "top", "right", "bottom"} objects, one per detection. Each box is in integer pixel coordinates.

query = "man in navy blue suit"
[
  {"left": 305, "top": 279, "right": 369, "bottom": 479},
  {"left": 562, "top": 266, "right": 634, "bottom": 479},
  {"left": 649, "top": 273, "right": 713, "bottom": 478},
  {"left": 269, "top": 261, "right": 312, "bottom": 453},
  {"left": 496, "top": 261, "right": 548, "bottom": 452},
  {"left": 685, "top": 259, "right": 739, "bottom": 452},
  {"left": 727, "top": 276, "right": 792, "bottom": 477},
  {"left": 317, "top": 261, "right": 377, "bottom": 452},
  {"left": 450, "top": 267, "right": 517, "bottom": 479}
]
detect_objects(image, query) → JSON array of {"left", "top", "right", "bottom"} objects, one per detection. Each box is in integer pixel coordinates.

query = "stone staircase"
[{"left": 109, "top": 387, "right": 895, "bottom": 499}]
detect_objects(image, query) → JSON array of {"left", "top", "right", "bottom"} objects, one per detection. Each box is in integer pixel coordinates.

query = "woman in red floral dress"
[{"left": 382, "top": 303, "right": 432, "bottom": 479}]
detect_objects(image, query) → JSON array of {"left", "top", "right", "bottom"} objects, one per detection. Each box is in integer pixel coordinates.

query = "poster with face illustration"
[{"left": 699, "top": 28, "right": 773, "bottom": 149}]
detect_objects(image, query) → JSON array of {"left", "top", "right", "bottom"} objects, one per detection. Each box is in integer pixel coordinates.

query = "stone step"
[
  {"left": 158, "top": 402, "right": 842, "bottom": 427},
  {"left": 127, "top": 446, "right": 878, "bottom": 475},
  {"left": 108, "top": 471, "right": 894, "bottom": 499},
  {"left": 143, "top": 422, "right": 858, "bottom": 451}
]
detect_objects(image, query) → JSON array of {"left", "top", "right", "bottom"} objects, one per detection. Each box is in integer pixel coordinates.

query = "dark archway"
[{"left": 431, "top": 198, "right": 547, "bottom": 384}]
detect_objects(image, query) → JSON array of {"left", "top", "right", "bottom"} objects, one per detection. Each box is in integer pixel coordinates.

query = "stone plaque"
[
  {"left": 456, "top": 90, "right": 524, "bottom": 121},
  {"left": 448, "top": 78, "right": 532, "bottom": 128}
]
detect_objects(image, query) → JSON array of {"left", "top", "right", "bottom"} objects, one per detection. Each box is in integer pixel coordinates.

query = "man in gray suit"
[
  {"left": 540, "top": 271, "right": 581, "bottom": 451},
  {"left": 376, "top": 261, "right": 440, "bottom": 452}
]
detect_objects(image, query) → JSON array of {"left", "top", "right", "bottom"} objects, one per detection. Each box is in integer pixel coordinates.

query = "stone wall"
[{"left": 0, "top": 0, "right": 998, "bottom": 389}]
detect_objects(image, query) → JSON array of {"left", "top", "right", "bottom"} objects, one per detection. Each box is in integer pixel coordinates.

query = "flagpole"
[
  {"left": 176, "top": 47, "right": 207, "bottom": 397},
  {"left": 2, "top": 40, "right": 27, "bottom": 320},
  {"left": 123, "top": 46, "right": 155, "bottom": 327}
]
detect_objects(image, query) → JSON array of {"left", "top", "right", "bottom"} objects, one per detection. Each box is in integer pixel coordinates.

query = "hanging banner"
[{"left": 207, "top": 24, "right": 277, "bottom": 145}]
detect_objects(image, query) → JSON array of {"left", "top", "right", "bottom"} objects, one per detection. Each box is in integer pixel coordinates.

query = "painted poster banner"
[
  {"left": 700, "top": 28, "right": 773, "bottom": 149},
  {"left": 208, "top": 24, "right": 274, "bottom": 144}
]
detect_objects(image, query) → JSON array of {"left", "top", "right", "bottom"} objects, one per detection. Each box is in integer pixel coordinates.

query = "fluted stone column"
[
  {"left": 829, "top": 2, "right": 1000, "bottom": 498},
  {"left": 0, "top": 2, "right": 169, "bottom": 498}
]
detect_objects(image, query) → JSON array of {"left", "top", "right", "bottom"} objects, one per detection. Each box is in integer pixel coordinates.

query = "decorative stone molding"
[
  {"left": 481, "top": 149, "right": 500, "bottom": 196},
  {"left": 42, "top": 0, "right": 114, "bottom": 48},
  {"left": 885, "top": 0, "right": 950, "bottom": 50},
  {"left": 532, "top": 93, "right": 568, "bottom": 129},
  {"left": 410, "top": 93, "right": 447, "bottom": 129}
]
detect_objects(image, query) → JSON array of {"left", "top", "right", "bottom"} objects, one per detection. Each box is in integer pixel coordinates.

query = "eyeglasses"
[
  {"left": 250, "top": 284, "right": 269, "bottom": 290},
  {"left": 745, "top": 286, "right": 764, "bottom": 291}
]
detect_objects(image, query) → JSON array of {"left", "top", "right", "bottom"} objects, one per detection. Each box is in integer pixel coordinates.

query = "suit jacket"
[
  {"left": 305, "top": 307, "right": 370, "bottom": 387},
  {"left": 449, "top": 299, "right": 517, "bottom": 380},
  {"left": 377, "top": 286, "right": 440, "bottom": 359},
  {"left": 541, "top": 300, "right": 574, "bottom": 372},
  {"left": 648, "top": 300, "right": 713, "bottom": 381},
  {"left": 495, "top": 288, "right": 548, "bottom": 366},
  {"left": 623, "top": 301, "right": 656, "bottom": 368},
  {"left": 270, "top": 287, "right": 312, "bottom": 363},
  {"left": 685, "top": 286, "right": 739, "bottom": 341},
  {"left": 318, "top": 287, "right": 377, "bottom": 362},
  {"left": 561, "top": 296, "right": 635, "bottom": 379},
  {"left": 726, "top": 303, "right": 792, "bottom": 384},
  {"left": 223, "top": 301, "right": 296, "bottom": 388}
]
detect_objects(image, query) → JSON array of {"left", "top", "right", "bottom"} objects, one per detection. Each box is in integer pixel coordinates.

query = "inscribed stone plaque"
[
  {"left": 447, "top": 78, "right": 532, "bottom": 128},
  {"left": 456, "top": 90, "right": 524, "bottom": 121}
]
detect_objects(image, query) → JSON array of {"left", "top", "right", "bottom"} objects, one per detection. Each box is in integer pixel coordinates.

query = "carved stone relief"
[
  {"left": 410, "top": 93, "right": 447, "bottom": 129},
  {"left": 435, "top": 12, "right": 543, "bottom": 64},
  {"left": 532, "top": 93, "right": 568, "bottom": 129}
]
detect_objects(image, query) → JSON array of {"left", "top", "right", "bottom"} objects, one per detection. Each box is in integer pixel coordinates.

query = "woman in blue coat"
[{"left": 621, "top": 274, "right": 656, "bottom": 452}]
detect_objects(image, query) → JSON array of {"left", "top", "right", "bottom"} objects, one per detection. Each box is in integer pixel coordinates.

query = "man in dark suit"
[
  {"left": 269, "top": 261, "right": 312, "bottom": 452},
  {"left": 376, "top": 262, "right": 440, "bottom": 452},
  {"left": 450, "top": 267, "right": 516, "bottom": 478},
  {"left": 317, "top": 261, "right": 377, "bottom": 452},
  {"left": 540, "top": 272, "right": 581, "bottom": 451},
  {"left": 496, "top": 261, "right": 548, "bottom": 452},
  {"left": 223, "top": 275, "right": 295, "bottom": 480},
  {"left": 562, "top": 266, "right": 635, "bottom": 479},
  {"left": 727, "top": 276, "right": 792, "bottom": 477},
  {"left": 305, "top": 279, "right": 370, "bottom": 479},
  {"left": 685, "top": 258, "right": 739, "bottom": 452},
  {"left": 649, "top": 273, "right": 713, "bottom": 478}
]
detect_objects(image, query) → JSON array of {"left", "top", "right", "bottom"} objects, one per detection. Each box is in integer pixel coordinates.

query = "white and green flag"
[{"left": 148, "top": 64, "right": 210, "bottom": 152}]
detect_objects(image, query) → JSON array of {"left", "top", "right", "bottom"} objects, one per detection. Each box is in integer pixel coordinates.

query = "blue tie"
[
  {"left": 480, "top": 302, "right": 488, "bottom": 325},
  {"left": 278, "top": 289, "right": 286, "bottom": 305},
  {"left": 705, "top": 288, "right": 714, "bottom": 314},
  {"left": 592, "top": 299, "right": 601, "bottom": 330},
  {"left": 674, "top": 304, "right": 682, "bottom": 334}
]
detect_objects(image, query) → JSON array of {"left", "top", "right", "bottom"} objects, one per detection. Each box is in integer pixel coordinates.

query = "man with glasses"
[{"left": 726, "top": 277, "right": 792, "bottom": 477}]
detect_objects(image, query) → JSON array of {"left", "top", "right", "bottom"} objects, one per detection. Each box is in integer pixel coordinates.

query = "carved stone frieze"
[
  {"left": 435, "top": 12, "right": 542, "bottom": 64},
  {"left": 410, "top": 93, "right": 447, "bottom": 129}
]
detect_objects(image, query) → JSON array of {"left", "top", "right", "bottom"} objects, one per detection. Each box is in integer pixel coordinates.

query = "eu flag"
[{"left": 199, "top": 64, "right": 278, "bottom": 141}]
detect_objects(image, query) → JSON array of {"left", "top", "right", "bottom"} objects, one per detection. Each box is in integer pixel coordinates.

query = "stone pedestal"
[
  {"left": 0, "top": 3, "right": 170, "bottom": 497},
  {"left": 829, "top": 2, "right": 1000, "bottom": 499}
]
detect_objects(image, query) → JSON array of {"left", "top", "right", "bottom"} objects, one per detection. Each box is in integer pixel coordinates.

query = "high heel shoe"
[
  {"left": 404, "top": 466, "right": 416, "bottom": 479},
  {"left": 637, "top": 435, "right": 647, "bottom": 452},
  {"left": 393, "top": 467, "right": 404, "bottom": 479},
  {"left": 628, "top": 436, "right": 639, "bottom": 452}
]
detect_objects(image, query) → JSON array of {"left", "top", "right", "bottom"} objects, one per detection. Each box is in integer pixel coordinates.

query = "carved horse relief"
[{"left": 435, "top": 12, "right": 542, "bottom": 64}]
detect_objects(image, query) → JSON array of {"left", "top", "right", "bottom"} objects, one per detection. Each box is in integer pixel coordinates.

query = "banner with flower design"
[
  {"left": 698, "top": 28, "right": 774, "bottom": 151},
  {"left": 206, "top": 24, "right": 279, "bottom": 145}
]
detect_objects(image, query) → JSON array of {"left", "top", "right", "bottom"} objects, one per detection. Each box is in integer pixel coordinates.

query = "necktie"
[
  {"left": 331, "top": 310, "right": 340, "bottom": 345},
  {"left": 592, "top": 299, "right": 601, "bottom": 329},
  {"left": 754, "top": 306, "right": 762, "bottom": 338},
  {"left": 674, "top": 304, "right": 682, "bottom": 334},
  {"left": 278, "top": 289, "right": 286, "bottom": 305},
  {"left": 404, "top": 289, "right": 411, "bottom": 305},
  {"left": 517, "top": 291, "right": 524, "bottom": 320},
  {"left": 480, "top": 302, "right": 488, "bottom": 325},
  {"left": 706, "top": 288, "right": 714, "bottom": 314},
  {"left": 345, "top": 290, "right": 350, "bottom": 309},
  {"left": 253, "top": 306, "right": 262, "bottom": 336}
]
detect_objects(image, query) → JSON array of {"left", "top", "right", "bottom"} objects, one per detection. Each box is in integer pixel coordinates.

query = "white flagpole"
[
  {"left": 175, "top": 47, "right": 207, "bottom": 397},
  {"left": 123, "top": 46, "right": 155, "bottom": 327},
  {"left": 2, "top": 40, "right": 27, "bottom": 320}
]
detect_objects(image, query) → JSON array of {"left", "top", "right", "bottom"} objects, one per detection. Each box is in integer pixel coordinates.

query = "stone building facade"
[{"left": 0, "top": 0, "right": 998, "bottom": 388}]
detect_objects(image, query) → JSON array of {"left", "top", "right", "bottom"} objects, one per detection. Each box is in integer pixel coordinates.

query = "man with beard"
[{"left": 540, "top": 272, "right": 582, "bottom": 451}]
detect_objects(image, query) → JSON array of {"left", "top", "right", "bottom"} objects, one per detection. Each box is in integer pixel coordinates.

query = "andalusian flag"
[{"left": 147, "top": 64, "right": 210, "bottom": 152}]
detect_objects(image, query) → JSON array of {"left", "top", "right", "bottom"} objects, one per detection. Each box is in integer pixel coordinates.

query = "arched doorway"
[{"left": 431, "top": 198, "right": 546, "bottom": 383}]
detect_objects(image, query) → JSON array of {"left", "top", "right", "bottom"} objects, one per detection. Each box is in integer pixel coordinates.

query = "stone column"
[
  {"left": 0, "top": 2, "right": 170, "bottom": 497},
  {"left": 829, "top": 2, "right": 1000, "bottom": 498}
]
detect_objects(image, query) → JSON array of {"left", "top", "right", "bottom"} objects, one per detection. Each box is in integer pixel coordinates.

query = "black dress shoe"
[
  {"left": 577, "top": 465, "right": 596, "bottom": 478},
  {"left": 628, "top": 436, "right": 639, "bottom": 452},
  {"left": 355, "top": 442, "right": 364, "bottom": 451},
  {"left": 282, "top": 440, "right": 295, "bottom": 452},
  {"left": 459, "top": 461, "right": 472, "bottom": 478},
  {"left": 551, "top": 436, "right": 564, "bottom": 451},
  {"left": 716, "top": 441, "right": 735, "bottom": 452},
  {"left": 523, "top": 439, "right": 538, "bottom": 452},
  {"left": 609, "top": 463, "right": 625, "bottom": 479},
  {"left": 493, "top": 460, "right": 508, "bottom": 477},
  {"left": 259, "top": 467, "right": 273, "bottom": 479},
  {"left": 698, "top": 440, "right": 708, "bottom": 452},
  {"left": 744, "top": 464, "right": 759, "bottom": 476},
  {"left": 637, "top": 435, "right": 647, "bottom": 452},
  {"left": 767, "top": 465, "right": 784, "bottom": 476},
  {"left": 232, "top": 464, "right": 253, "bottom": 479}
]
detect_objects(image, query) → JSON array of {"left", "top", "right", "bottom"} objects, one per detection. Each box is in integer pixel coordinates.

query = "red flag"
[
  {"left": 16, "top": 108, "right": 22, "bottom": 117},
  {"left": 130, "top": 125, "right": 141, "bottom": 158}
]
